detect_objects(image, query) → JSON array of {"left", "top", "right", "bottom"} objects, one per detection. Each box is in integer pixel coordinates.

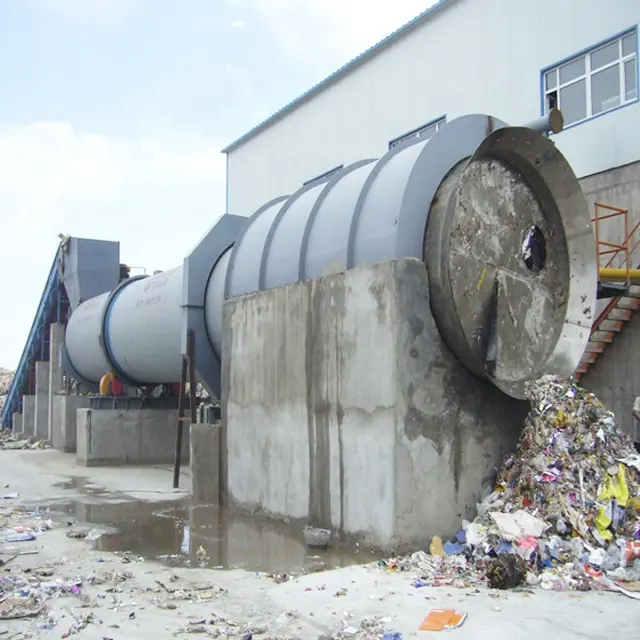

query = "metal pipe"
[
  {"left": 522, "top": 107, "right": 564, "bottom": 134},
  {"left": 599, "top": 267, "right": 640, "bottom": 283}
]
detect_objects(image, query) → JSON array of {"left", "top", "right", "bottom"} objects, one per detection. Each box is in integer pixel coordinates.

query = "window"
[
  {"left": 389, "top": 116, "right": 446, "bottom": 149},
  {"left": 544, "top": 30, "right": 638, "bottom": 127}
]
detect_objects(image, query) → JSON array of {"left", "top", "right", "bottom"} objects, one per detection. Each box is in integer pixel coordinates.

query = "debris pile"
[
  {"left": 0, "top": 433, "right": 51, "bottom": 450},
  {"left": 384, "top": 377, "right": 640, "bottom": 594},
  {"left": 0, "top": 367, "right": 14, "bottom": 413}
]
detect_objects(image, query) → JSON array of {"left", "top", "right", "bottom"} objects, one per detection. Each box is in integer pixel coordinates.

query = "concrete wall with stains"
[{"left": 220, "top": 257, "right": 526, "bottom": 550}]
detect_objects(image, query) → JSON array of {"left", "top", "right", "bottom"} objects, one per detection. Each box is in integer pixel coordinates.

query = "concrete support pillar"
[
  {"left": 52, "top": 395, "right": 91, "bottom": 452},
  {"left": 34, "top": 361, "right": 50, "bottom": 441},
  {"left": 48, "top": 323, "right": 65, "bottom": 441},
  {"left": 222, "top": 258, "right": 527, "bottom": 550},
  {"left": 76, "top": 408, "right": 189, "bottom": 466},
  {"left": 11, "top": 412, "right": 21, "bottom": 438},
  {"left": 22, "top": 396, "right": 35, "bottom": 438},
  {"left": 190, "top": 423, "right": 221, "bottom": 503}
]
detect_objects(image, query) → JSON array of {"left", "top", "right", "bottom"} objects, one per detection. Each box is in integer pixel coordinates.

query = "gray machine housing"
[{"left": 62, "top": 112, "right": 597, "bottom": 401}]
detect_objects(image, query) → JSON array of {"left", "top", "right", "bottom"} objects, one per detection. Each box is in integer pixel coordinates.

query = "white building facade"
[{"left": 223, "top": 0, "right": 639, "bottom": 218}]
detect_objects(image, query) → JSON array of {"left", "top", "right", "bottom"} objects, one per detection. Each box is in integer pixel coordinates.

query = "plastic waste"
[
  {"left": 429, "top": 535, "right": 444, "bottom": 557},
  {"left": 381, "top": 377, "right": 640, "bottom": 594},
  {"left": 4, "top": 532, "right": 36, "bottom": 542},
  {"left": 444, "top": 541, "right": 466, "bottom": 556},
  {"left": 489, "top": 511, "right": 549, "bottom": 541}
]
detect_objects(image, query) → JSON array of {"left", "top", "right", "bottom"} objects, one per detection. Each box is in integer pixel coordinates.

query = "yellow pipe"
[{"left": 599, "top": 267, "right": 640, "bottom": 283}]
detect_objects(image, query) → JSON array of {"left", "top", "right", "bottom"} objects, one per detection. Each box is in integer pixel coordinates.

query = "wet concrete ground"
[
  {"left": 38, "top": 485, "right": 380, "bottom": 574},
  {"left": 16, "top": 457, "right": 380, "bottom": 576},
  {"left": 2, "top": 449, "right": 639, "bottom": 639}
]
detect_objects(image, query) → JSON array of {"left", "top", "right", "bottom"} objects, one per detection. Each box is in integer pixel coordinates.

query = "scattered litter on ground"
[
  {"left": 381, "top": 377, "right": 640, "bottom": 595},
  {"left": 419, "top": 609, "right": 467, "bottom": 631},
  {"left": 3, "top": 534, "right": 36, "bottom": 544},
  {"left": 331, "top": 616, "right": 392, "bottom": 640}
]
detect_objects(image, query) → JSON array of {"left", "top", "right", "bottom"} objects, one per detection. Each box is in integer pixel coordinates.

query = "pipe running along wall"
[{"left": 64, "top": 114, "right": 597, "bottom": 399}]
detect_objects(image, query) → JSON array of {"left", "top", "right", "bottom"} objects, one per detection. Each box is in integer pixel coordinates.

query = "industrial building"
[
  {"left": 1, "top": 0, "right": 639, "bottom": 550},
  {"left": 223, "top": 0, "right": 639, "bottom": 218},
  {"left": 222, "top": 0, "right": 640, "bottom": 436}
]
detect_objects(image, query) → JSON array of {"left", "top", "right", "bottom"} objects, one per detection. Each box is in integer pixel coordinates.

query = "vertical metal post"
[
  {"left": 594, "top": 203, "right": 601, "bottom": 278},
  {"left": 173, "top": 330, "right": 196, "bottom": 489},
  {"left": 173, "top": 358, "right": 188, "bottom": 489},
  {"left": 187, "top": 331, "right": 197, "bottom": 430},
  {"left": 624, "top": 207, "right": 630, "bottom": 286}
]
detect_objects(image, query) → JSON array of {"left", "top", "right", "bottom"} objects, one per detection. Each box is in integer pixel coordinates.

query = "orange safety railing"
[
  {"left": 594, "top": 202, "right": 640, "bottom": 281},
  {"left": 591, "top": 203, "right": 640, "bottom": 333}
]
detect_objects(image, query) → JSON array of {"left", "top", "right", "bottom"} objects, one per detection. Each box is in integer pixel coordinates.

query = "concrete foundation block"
[
  {"left": 76, "top": 408, "right": 189, "bottom": 466},
  {"left": 190, "top": 423, "right": 221, "bottom": 503},
  {"left": 48, "top": 323, "right": 65, "bottom": 441},
  {"left": 21, "top": 396, "right": 35, "bottom": 438},
  {"left": 52, "top": 395, "right": 91, "bottom": 453},
  {"left": 222, "top": 257, "right": 527, "bottom": 551},
  {"left": 11, "top": 412, "right": 21, "bottom": 437},
  {"left": 34, "top": 361, "right": 50, "bottom": 440}
]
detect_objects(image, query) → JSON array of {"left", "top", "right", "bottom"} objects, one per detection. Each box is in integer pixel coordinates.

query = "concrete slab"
[
  {"left": 34, "top": 360, "right": 50, "bottom": 440},
  {"left": 76, "top": 408, "right": 189, "bottom": 467},
  {"left": 0, "top": 448, "right": 190, "bottom": 502},
  {"left": 0, "top": 450, "right": 637, "bottom": 640},
  {"left": 190, "top": 422, "right": 221, "bottom": 503},
  {"left": 52, "top": 394, "right": 91, "bottom": 452},
  {"left": 222, "top": 257, "right": 526, "bottom": 550}
]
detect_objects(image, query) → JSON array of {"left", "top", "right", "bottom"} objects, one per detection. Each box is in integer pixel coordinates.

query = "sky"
[{"left": 0, "top": 0, "right": 434, "bottom": 369}]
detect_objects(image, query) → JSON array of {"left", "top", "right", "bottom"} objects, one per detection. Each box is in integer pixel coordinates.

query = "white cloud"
[
  {"left": 0, "top": 122, "right": 225, "bottom": 368},
  {"left": 231, "top": 19, "right": 247, "bottom": 28}
]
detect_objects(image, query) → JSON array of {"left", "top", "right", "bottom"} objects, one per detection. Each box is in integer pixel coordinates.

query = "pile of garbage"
[
  {"left": 385, "top": 377, "right": 640, "bottom": 594},
  {"left": 0, "top": 367, "right": 14, "bottom": 413}
]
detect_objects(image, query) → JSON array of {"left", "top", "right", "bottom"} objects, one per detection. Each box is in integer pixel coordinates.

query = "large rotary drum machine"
[{"left": 63, "top": 113, "right": 597, "bottom": 402}]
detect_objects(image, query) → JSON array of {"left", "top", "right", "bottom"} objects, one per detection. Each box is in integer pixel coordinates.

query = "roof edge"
[{"left": 222, "top": 0, "right": 458, "bottom": 154}]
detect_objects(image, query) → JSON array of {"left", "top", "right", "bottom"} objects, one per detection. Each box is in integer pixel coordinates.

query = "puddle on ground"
[
  {"left": 34, "top": 498, "right": 383, "bottom": 575},
  {"left": 51, "top": 477, "right": 112, "bottom": 497}
]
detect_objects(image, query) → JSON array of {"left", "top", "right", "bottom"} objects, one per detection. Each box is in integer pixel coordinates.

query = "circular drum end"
[{"left": 425, "top": 127, "right": 597, "bottom": 398}]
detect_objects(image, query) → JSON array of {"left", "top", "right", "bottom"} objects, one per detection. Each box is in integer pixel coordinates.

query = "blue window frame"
[
  {"left": 389, "top": 116, "right": 446, "bottom": 150},
  {"left": 542, "top": 28, "right": 638, "bottom": 129}
]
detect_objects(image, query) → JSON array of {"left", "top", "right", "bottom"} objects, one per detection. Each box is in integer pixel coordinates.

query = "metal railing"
[
  {"left": 591, "top": 203, "right": 640, "bottom": 335},
  {"left": 0, "top": 248, "right": 63, "bottom": 429}
]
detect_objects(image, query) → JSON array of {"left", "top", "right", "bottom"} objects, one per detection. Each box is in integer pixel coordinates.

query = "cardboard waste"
[{"left": 382, "top": 376, "right": 640, "bottom": 595}]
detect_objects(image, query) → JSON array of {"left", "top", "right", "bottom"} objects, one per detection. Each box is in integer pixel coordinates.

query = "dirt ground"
[{"left": 0, "top": 449, "right": 638, "bottom": 639}]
